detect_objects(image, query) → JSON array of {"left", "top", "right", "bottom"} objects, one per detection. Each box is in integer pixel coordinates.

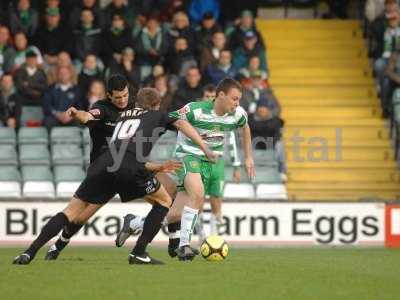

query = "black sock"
[
  {"left": 132, "top": 204, "right": 169, "bottom": 255},
  {"left": 25, "top": 212, "right": 69, "bottom": 258},
  {"left": 55, "top": 222, "right": 84, "bottom": 251},
  {"left": 168, "top": 222, "right": 180, "bottom": 249}
]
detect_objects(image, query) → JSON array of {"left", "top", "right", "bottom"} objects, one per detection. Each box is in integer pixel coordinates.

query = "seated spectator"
[
  {"left": 106, "top": 47, "right": 141, "bottom": 93},
  {"left": 227, "top": 10, "right": 264, "bottom": 50},
  {"left": 0, "top": 26, "right": 16, "bottom": 77},
  {"left": 43, "top": 66, "right": 82, "bottom": 128},
  {"left": 12, "top": 31, "right": 43, "bottom": 72},
  {"left": 78, "top": 54, "right": 104, "bottom": 97},
  {"left": 172, "top": 66, "right": 203, "bottom": 110},
  {"left": 154, "top": 74, "right": 173, "bottom": 112},
  {"left": 102, "top": 0, "right": 136, "bottom": 29},
  {"left": 248, "top": 99, "right": 286, "bottom": 181},
  {"left": 102, "top": 13, "right": 133, "bottom": 65},
  {"left": 47, "top": 51, "right": 78, "bottom": 86},
  {"left": 202, "top": 83, "right": 216, "bottom": 100},
  {"left": 233, "top": 31, "right": 268, "bottom": 73},
  {"left": 189, "top": 0, "right": 220, "bottom": 24},
  {"left": 206, "top": 49, "right": 237, "bottom": 85},
  {"left": 135, "top": 16, "right": 168, "bottom": 70},
  {"left": 84, "top": 79, "right": 105, "bottom": 110},
  {"left": 384, "top": 51, "right": 400, "bottom": 117},
  {"left": 143, "top": 64, "right": 165, "bottom": 87},
  {"left": 167, "top": 37, "right": 197, "bottom": 77},
  {"left": 35, "top": 7, "right": 70, "bottom": 66},
  {"left": 69, "top": 0, "right": 104, "bottom": 30},
  {"left": 195, "top": 11, "right": 222, "bottom": 55},
  {"left": 0, "top": 74, "right": 22, "bottom": 128},
  {"left": 14, "top": 50, "right": 47, "bottom": 106},
  {"left": 200, "top": 31, "right": 227, "bottom": 72},
  {"left": 167, "top": 11, "right": 196, "bottom": 53},
  {"left": 8, "top": 0, "right": 39, "bottom": 40},
  {"left": 238, "top": 55, "right": 268, "bottom": 81},
  {"left": 72, "top": 9, "right": 102, "bottom": 61},
  {"left": 365, "top": 0, "right": 386, "bottom": 23}
]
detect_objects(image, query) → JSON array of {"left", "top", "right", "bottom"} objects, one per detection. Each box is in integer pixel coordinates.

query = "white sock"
[
  {"left": 179, "top": 206, "right": 198, "bottom": 247},
  {"left": 129, "top": 216, "right": 145, "bottom": 232},
  {"left": 194, "top": 212, "right": 205, "bottom": 239},
  {"left": 210, "top": 213, "right": 220, "bottom": 235}
]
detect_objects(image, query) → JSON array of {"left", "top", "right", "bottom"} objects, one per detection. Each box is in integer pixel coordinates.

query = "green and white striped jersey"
[{"left": 169, "top": 100, "right": 248, "bottom": 159}]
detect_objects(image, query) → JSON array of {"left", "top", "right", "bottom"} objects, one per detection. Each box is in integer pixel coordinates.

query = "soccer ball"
[{"left": 200, "top": 235, "right": 228, "bottom": 261}]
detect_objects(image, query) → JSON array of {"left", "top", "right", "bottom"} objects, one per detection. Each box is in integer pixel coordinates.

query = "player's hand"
[
  {"left": 245, "top": 157, "right": 255, "bottom": 181},
  {"left": 66, "top": 107, "right": 78, "bottom": 118},
  {"left": 233, "top": 168, "right": 241, "bottom": 183},
  {"left": 204, "top": 148, "right": 219, "bottom": 163},
  {"left": 152, "top": 160, "right": 182, "bottom": 174}
]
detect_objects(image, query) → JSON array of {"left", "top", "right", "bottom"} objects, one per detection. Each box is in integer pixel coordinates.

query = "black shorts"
[{"left": 74, "top": 151, "right": 160, "bottom": 204}]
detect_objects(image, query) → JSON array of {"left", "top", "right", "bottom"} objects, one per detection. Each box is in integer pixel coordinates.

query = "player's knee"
[{"left": 166, "top": 209, "right": 181, "bottom": 223}]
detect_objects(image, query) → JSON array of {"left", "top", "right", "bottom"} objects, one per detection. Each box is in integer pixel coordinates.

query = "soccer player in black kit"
[{"left": 13, "top": 78, "right": 216, "bottom": 265}]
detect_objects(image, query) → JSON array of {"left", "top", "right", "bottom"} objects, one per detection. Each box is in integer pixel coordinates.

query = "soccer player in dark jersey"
[{"left": 13, "top": 80, "right": 216, "bottom": 265}]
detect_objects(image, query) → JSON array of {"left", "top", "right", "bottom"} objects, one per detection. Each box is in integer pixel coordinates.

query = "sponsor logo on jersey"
[{"left": 178, "top": 106, "right": 190, "bottom": 115}]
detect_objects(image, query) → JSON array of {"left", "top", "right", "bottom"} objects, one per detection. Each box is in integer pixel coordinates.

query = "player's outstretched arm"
[
  {"left": 66, "top": 107, "right": 94, "bottom": 124},
  {"left": 241, "top": 124, "right": 255, "bottom": 180},
  {"left": 173, "top": 119, "right": 218, "bottom": 162},
  {"left": 145, "top": 160, "right": 182, "bottom": 173}
]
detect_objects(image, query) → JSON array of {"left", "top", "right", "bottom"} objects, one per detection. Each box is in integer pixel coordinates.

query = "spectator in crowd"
[
  {"left": 8, "top": 0, "right": 39, "bottom": 40},
  {"left": 154, "top": 74, "right": 173, "bottom": 112},
  {"left": 172, "top": 66, "right": 203, "bottom": 110},
  {"left": 143, "top": 63, "right": 165, "bottom": 87},
  {"left": 167, "top": 11, "right": 196, "bottom": 53},
  {"left": 227, "top": 10, "right": 264, "bottom": 50},
  {"left": 0, "top": 25, "right": 16, "bottom": 77},
  {"left": 195, "top": 12, "right": 222, "bottom": 56},
  {"left": 135, "top": 16, "right": 168, "bottom": 71},
  {"left": 238, "top": 55, "right": 269, "bottom": 92},
  {"left": 248, "top": 98, "right": 286, "bottom": 181},
  {"left": 14, "top": 50, "right": 47, "bottom": 106},
  {"left": 0, "top": 74, "right": 22, "bottom": 128},
  {"left": 47, "top": 51, "right": 78, "bottom": 85},
  {"left": 220, "top": 0, "right": 258, "bottom": 26},
  {"left": 375, "top": 9, "right": 400, "bottom": 106},
  {"left": 233, "top": 31, "right": 268, "bottom": 73},
  {"left": 35, "top": 7, "right": 70, "bottom": 66},
  {"left": 167, "top": 37, "right": 197, "bottom": 77},
  {"left": 189, "top": 0, "right": 220, "bottom": 24},
  {"left": 200, "top": 30, "right": 227, "bottom": 72},
  {"left": 202, "top": 83, "right": 216, "bottom": 100},
  {"left": 384, "top": 50, "right": 400, "bottom": 117},
  {"left": 72, "top": 8, "right": 102, "bottom": 61},
  {"left": 365, "top": 0, "right": 386, "bottom": 23},
  {"left": 106, "top": 47, "right": 141, "bottom": 92},
  {"left": 102, "top": 13, "right": 133, "bottom": 65},
  {"left": 43, "top": 66, "right": 82, "bottom": 128},
  {"left": 78, "top": 54, "right": 104, "bottom": 97},
  {"left": 83, "top": 79, "right": 105, "bottom": 110},
  {"left": 69, "top": 0, "right": 104, "bottom": 30},
  {"left": 12, "top": 31, "right": 43, "bottom": 72},
  {"left": 206, "top": 49, "right": 237, "bottom": 85},
  {"left": 102, "top": 0, "right": 136, "bottom": 28}
]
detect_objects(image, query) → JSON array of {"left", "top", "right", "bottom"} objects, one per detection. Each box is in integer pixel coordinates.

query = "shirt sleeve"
[
  {"left": 228, "top": 131, "right": 241, "bottom": 167},
  {"left": 236, "top": 106, "right": 248, "bottom": 128},
  {"left": 169, "top": 103, "right": 195, "bottom": 122},
  {"left": 161, "top": 111, "right": 180, "bottom": 131}
]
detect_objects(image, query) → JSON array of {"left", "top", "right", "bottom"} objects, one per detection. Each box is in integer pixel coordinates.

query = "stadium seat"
[
  {"left": 0, "top": 166, "right": 21, "bottom": 198},
  {"left": 256, "top": 184, "right": 288, "bottom": 200},
  {"left": 19, "top": 144, "right": 51, "bottom": 166},
  {"left": 54, "top": 166, "right": 85, "bottom": 198},
  {"left": 149, "top": 144, "right": 176, "bottom": 161},
  {"left": 0, "top": 127, "right": 16, "bottom": 145},
  {"left": 82, "top": 127, "right": 91, "bottom": 145},
  {"left": 253, "top": 149, "right": 278, "bottom": 167},
  {"left": 20, "top": 106, "right": 44, "bottom": 127},
  {"left": 0, "top": 145, "right": 18, "bottom": 165},
  {"left": 254, "top": 167, "right": 282, "bottom": 184},
  {"left": 18, "top": 127, "right": 48, "bottom": 145},
  {"left": 21, "top": 166, "right": 55, "bottom": 198},
  {"left": 52, "top": 144, "right": 83, "bottom": 166},
  {"left": 50, "top": 127, "right": 82, "bottom": 144},
  {"left": 223, "top": 183, "right": 255, "bottom": 199}
]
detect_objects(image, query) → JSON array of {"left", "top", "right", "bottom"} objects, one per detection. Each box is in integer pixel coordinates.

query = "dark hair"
[
  {"left": 216, "top": 78, "right": 242, "bottom": 96},
  {"left": 107, "top": 74, "right": 128, "bottom": 94},
  {"left": 203, "top": 83, "right": 216, "bottom": 94},
  {"left": 136, "top": 87, "right": 161, "bottom": 110}
]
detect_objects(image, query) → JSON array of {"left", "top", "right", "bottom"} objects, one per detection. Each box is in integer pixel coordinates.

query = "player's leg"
[
  {"left": 45, "top": 203, "right": 103, "bottom": 260},
  {"left": 128, "top": 184, "right": 172, "bottom": 265},
  {"left": 115, "top": 172, "right": 177, "bottom": 247},
  {"left": 208, "top": 159, "right": 225, "bottom": 235},
  {"left": 13, "top": 197, "right": 90, "bottom": 265},
  {"left": 209, "top": 197, "right": 223, "bottom": 235}
]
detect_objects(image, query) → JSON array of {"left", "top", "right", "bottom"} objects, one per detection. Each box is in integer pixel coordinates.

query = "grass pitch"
[{"left": 0, "top": 247, "right": 399, "bottom": 300}]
